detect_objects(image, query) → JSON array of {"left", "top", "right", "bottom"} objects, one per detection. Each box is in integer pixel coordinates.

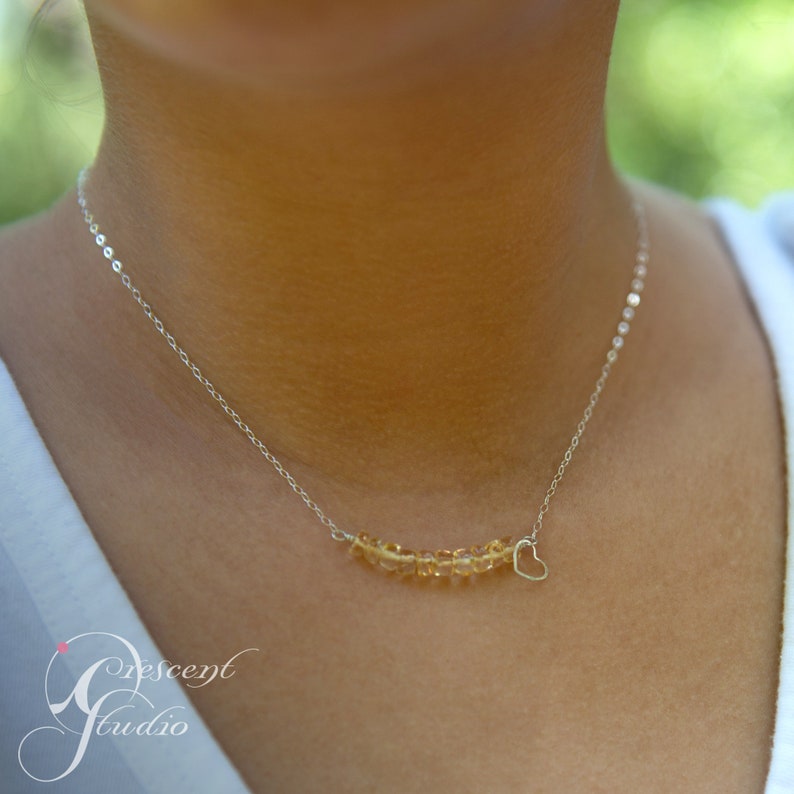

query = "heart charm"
[{"left": 513, "top": 537, "right": 549, "bottom": 581}]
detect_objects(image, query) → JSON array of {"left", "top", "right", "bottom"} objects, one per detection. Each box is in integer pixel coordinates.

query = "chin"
[{"left": 85, "top": 0, "right": 570, "bottom": 94}]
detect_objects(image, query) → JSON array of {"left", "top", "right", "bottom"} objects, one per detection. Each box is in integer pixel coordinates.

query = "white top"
[{"left": 1, "top": 195, "right": 793, "bottom": 793}]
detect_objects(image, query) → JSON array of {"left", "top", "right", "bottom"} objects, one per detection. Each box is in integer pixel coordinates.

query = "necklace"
[{"left": 76, "top": 168, "right": 649, "bottom": 582}]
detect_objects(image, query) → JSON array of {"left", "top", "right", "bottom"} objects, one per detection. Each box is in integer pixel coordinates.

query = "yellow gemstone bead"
[
  {"left": 485, "top": 538, "right": 507, "bottom": 568},
  {"left": 452, "top": 548, "right": 475, "bottom": 576},
  {"left": 416, "top": 551, "right": 435, "bottom": 577},
  {"left": 349, "top": 531, "right": 370, "bottom": 557},
  {"left": 395, "top": 549, "right": 418, "bottom": 576},
  {"left": 363, "top": 537, "right": 381, "bottom": 565},
  {"left": 501, "top": 536, "right": 515, "bottom": 564},
  {"left": 469, "top": 545, "right": 493, "bottom": 574},
  {"left": 377, "top": 542, "right": 403, "bottom": 572},
  {"left": 434, "top": 550, "right": 454, "bottom": 576}
]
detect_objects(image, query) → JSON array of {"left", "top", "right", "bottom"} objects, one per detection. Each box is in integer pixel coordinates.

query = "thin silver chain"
[
  {"left": 524, "top": 202, "right": 649, "bottom": 548},
  {"left": 76, "top": 168, "right": 648, "bottom": 560}
]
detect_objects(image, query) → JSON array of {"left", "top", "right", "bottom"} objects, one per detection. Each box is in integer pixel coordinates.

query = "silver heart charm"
[{"left": 513, "top": 537, "right": 549, "bottom": 582}]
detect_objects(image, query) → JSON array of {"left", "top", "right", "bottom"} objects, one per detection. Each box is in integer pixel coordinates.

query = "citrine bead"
[
  {"left": 470, "top": 545, "right": 493, "bottom": 574},
  {"left": 395, "top": 549, "right": 418, "bottom": 576},
  {"left": 415, "top": 551, "right": 435, "bottom": 577},
  {"left": 363, "top": 537, "right": 381, "bottom": 565},
  {"left": 501, "top": 536, "right": 516, "bottom": 567},
  {"left": 349, "top": 531, "right": 370, "bottom": 557},
  {"left": 486, "top": 538, "right": 507, "bottom": 568},
  {"left": 377, "top": 542, "right": 403, "bottom": 572},
  {"left": 434, "top": 550, "right": 454, "bottom": 576},
  {"left": 452, "top": 548, "right": 475, "bottom": 576}
]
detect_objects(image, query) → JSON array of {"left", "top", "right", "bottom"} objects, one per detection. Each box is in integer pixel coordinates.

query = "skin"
[{"left": 0, "top": 1, "right": 785, "bottom": 791}]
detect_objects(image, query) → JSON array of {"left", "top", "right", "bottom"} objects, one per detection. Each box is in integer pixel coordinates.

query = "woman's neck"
[{"left": 80, "top": 3, "right": 635, "bottom": 490}]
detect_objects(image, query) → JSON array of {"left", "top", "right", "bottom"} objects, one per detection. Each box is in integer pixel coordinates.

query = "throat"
[
  {"left": 79, "top": 3, "right": 637, "bottom": 490},
  {"left": 76, "top": 159, "right": 640, "bottom": 493}
]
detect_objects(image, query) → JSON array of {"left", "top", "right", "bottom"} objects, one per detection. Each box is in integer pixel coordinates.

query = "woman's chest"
[
  {"left": 2, "top": 220, "right": 786, "bottom": 791},
  {"left": 99, "top": 461, "right": 783, "bottom": 794}
]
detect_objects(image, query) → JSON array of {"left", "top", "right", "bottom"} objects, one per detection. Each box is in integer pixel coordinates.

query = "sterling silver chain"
[{"left": 76, "top": 167, "right": 649, "bottom": 579}]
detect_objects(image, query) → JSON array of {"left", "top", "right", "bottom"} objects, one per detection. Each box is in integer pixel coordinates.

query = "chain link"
[{"left": 76, "top": 168, "right": 648, "bottom": 563}]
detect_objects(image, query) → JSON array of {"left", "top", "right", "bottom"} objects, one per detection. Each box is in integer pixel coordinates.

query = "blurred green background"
[{"left": 1, "top": 0, "right": 793, "bottom": 226}]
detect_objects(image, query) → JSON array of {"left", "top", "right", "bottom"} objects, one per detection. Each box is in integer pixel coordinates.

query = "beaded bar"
[{"left": 348, "top": 532, "right": 514, "bottom": 577}]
